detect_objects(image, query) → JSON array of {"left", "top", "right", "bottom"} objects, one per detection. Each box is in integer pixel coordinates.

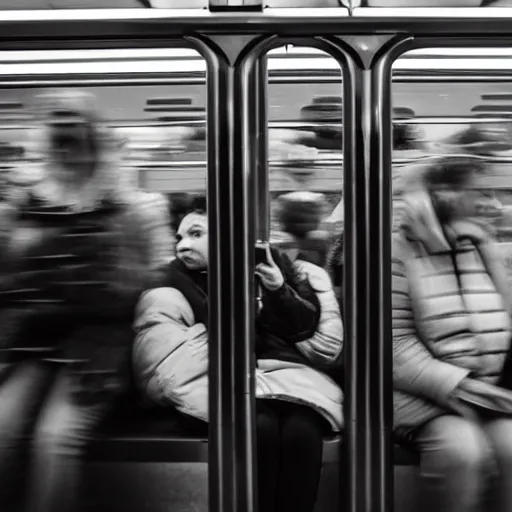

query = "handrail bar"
[
  {"left": 3, "top": 72, "right": 512, "bottom": 86},
  {"left": 2, "top": 8, "right": 512, "bottom": 41},
  {"left": 128, "top": 154, "right": 512, "bottom": 168},
  {"left": 3, "top": 117, "right": 512, "bottom": 131}
]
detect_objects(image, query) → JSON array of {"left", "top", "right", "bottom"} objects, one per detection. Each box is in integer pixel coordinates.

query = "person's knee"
[
  {"left": 32, "top": 408, "right": 93, "bottom": 459},
  {"left": 0, "top": 361, "right": 51, "bottom": 451},
  {"left": 449, "top": 424, "right": 489, "bottom": 471},
  {"left": 420, "top": 416, "right": 492, "bottom": 477},
  {"left": 32, "top": 423, "right": 86, "bottom": 459},
  {"left": 486, "top": 419, "right": 512, "bottom": 467}
]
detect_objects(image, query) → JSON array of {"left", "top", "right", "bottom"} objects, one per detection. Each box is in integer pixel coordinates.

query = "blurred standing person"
[
  {"left": 274, "top": 191, "right": 331, "bottom": 267},
  {"left": 0, "top": 90, "right": 173, "bottom": 512},
  {"left": 325, "top": 121, "right": 427, "bottom": 301}
]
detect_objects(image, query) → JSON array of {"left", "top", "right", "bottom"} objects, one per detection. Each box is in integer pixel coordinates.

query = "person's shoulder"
[{"left": 137, "top": 286, "right": 191, "bottom": 316}]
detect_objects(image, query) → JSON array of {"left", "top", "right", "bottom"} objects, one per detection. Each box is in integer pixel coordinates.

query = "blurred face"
[
  {"left": 431, "top": 187, "right": 475, "bottom": 224},
  {"left": 176, "top": 212, "right": 208, "bottom": 271},
  {"left": 429, "top": 169, "right": 482, "bottom": 224},
  {"left": 47, "top": 110, "right": 97, "bottom": 182},
  {"left": 431, "top": 170, "right": 504, "bottom": 226}
]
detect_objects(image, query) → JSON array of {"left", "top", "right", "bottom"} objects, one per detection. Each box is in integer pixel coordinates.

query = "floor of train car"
[{"left": 84, "top": 464, "right": 419, "bottom": 512}]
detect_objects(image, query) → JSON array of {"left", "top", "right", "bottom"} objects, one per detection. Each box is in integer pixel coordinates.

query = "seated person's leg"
[
  {"left": 271, "top": 400, "right": 328, "bottom": 512},
  {"left": 255, "top": 399, "right": 281, "bottom": 512},
  {"left": 26, "top": 366, "right": 117, "bottom": 512},
  {"left": 0, "top": 360, "right": 53, "bottom": 512},
  {"left": 412, "top": 414, "right": 492, "bottom": 512},
  {"left": 483, "top": 417, "right": 512, "bottom": 512}
]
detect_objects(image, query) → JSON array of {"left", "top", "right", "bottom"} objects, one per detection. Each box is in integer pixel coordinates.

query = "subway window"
[
  {"left": 0, "top": 48, "right": 210, "bottom": 512},
  {"left": 259, "top": 45, "right": 344, "bottom": 512},
  {"left": 391, "top": 47, "right": 512, "bottom": 512},
  {"left": 359, "top": 0, "right": 510, "bottom": 6},
  {"left": 265, "top": 0, "right": 512, "bottom": 6}
]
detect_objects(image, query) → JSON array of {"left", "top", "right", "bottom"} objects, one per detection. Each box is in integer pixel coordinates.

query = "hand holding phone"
[
  {"left": 254, "top": 241, "right": 284, "bottom": 292},
  {"left": 255, "top": 240, "right": 271, "bottom": 266}
]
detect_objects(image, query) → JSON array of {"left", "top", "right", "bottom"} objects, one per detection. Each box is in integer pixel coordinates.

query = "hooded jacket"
[{"left": 392, "top": 160, "right": 512, "bottom": 432}]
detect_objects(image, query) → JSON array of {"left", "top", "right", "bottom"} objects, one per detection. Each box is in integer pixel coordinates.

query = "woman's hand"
[{"left": 255, "top": 246, "right": 285, "bottom": 292}]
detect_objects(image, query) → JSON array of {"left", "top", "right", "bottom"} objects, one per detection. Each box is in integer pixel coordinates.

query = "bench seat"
[{"left": 88, "top": 406, "right": 420, "bottom": 466}]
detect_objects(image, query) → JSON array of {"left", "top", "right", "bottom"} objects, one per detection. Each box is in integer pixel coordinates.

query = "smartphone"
[{"left": 255, "top": 240, "right": 271, "bottom": 265}]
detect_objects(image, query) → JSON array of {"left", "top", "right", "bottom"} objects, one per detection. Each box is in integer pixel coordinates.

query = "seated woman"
[
  {"left": 133, "top": 195, "right": 343, "bottom": 512},
  {"left": 392, "top": 153, "right": 512, "bottom": 512}
]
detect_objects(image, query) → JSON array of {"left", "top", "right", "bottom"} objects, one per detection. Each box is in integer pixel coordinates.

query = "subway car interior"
[{"left": 3, "top": 5, "right": 512, "bottom": 512}]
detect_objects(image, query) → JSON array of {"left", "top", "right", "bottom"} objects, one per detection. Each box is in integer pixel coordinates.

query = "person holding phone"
[{"left": 133, "top": 194, "right": 343, "bottom": 512}]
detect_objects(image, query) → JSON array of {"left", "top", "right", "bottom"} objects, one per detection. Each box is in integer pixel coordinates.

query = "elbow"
[{"left": 283, "top": 308, "right": 321, "bottom": 343}]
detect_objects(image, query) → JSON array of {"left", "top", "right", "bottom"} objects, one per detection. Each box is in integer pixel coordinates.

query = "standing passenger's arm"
[{"left": 110, "top": 192, "right": 174, "bottom": 303}]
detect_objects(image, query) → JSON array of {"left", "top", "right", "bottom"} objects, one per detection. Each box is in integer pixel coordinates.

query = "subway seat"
[{"left": 87, "top": 403, "right": 419, "bottom": 466}]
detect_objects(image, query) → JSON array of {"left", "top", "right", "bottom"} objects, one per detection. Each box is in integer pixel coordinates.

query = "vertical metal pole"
[
  {"left": 250, "top": 56, "right": 269, "bottom": 242},
  {"left": 364, "top": 59, "right": 394, "bottom": 512},
  {"left": 201, "top": 37, "right": 258, "bottom": 512},
  {"left": 245, "top": 52, "right": 269, "bottom": 512},
  {"left": 341, "top": 52, "right": 376, "bottom": 512},
  {"left": 328, "top": 35, "right": 411, "bottom": 512}
]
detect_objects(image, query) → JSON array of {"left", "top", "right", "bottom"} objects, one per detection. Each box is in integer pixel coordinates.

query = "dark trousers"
[
  {"left": 255, "top": 399, "right": 328, "bottom": 512},
  {"left": 181, "top": 399, "right": 329, "bottom": 512}
]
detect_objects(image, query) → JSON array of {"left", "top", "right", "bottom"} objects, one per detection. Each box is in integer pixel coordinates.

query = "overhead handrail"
[
  {"left": 1, "top": 117, "right": 511, "bottom": 133},
  {"left": 125, "top": 153, "right": 512, "bottom": 167},
  {"left": 4, "top": 71, "right": 512, "bottom": 87}
]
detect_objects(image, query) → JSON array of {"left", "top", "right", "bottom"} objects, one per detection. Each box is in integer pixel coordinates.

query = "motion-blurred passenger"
[
  {"left": 392, "top": 154, "right": 512, "bottom": 512},
  {"left": 133, "top": 194, "right": 343, "bottom": 512},
  {"left": 0, "top": 90, "right": 173, "bottom": 512},
  {"left": 274, "top": 191, "right": 331, "bottom": 267},
  {"left": 325, "top": 121, "right": 428, "bottom": 299}
]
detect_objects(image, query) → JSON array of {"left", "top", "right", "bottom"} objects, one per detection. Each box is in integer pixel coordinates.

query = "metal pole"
[
  {"left": 199, "top": 35, "right": 259, "bottom": 512},
  {"left": 339, "top": 47, "right": 379, "bottom": 512},
  {"left": 250, "top": 56, "right": 269, "bottom": 242},
  {"left": 319, "top": 34, "right": 411, "bottom": 512}
]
